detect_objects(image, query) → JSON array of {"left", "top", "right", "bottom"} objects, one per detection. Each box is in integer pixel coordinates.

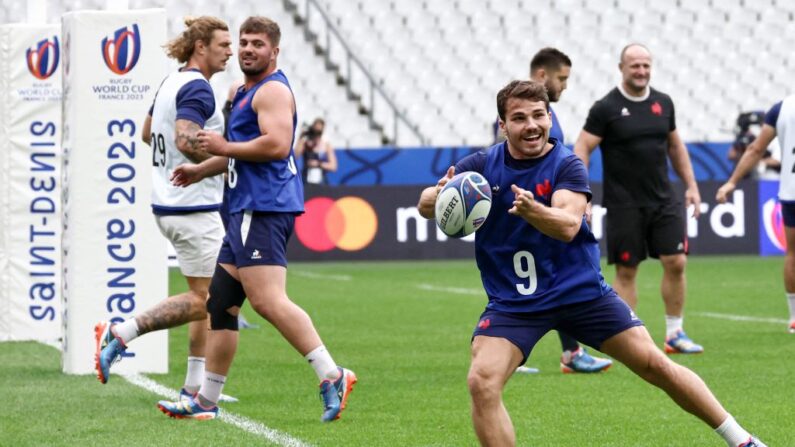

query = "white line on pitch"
[
  {"left": 693, "top": 312, "right": 788, "bottom": 325},
  {"left": 416, "top": 283, "right": 484, "bottom": 296},
  {"left": 122, "top": 374, "right": 312, "bottom": 447},
  {"left": 291, "top": 270, "right": 352, "bottom": 281}
]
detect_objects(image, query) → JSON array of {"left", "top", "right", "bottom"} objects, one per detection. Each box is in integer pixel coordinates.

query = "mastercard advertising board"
[
  {"left": 289, "top": 185, "right": 476, "bottom": 261},
  {"left": 288, "top": 181, "right": 763, "bottom": 262}
]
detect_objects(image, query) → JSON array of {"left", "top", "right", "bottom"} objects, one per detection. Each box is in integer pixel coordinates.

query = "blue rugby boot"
[
  {"left": 179, "top": 388, "right": 196, "bottom": 403},
  {"left": 94, "top": 321, "right": 126, "bottom": 384},
  {"left": 157, "top": 397, "right": 218, "bottom": 420},
  {"left": 320, "top": 367, "right": 357, "bottom": 422},
  {"left": 738, "top": 436, "right": 768, "bottom": 447},
  {"left": 664, "top": 330, "right": 704, "bottom": 354},
  {"left": 560, "top": 347, "right": 612, "bottom": 373}
]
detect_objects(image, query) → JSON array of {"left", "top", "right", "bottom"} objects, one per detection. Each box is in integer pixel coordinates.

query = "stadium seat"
[{"left": 1, "top": 0, "right": 793, "bottom": 146}]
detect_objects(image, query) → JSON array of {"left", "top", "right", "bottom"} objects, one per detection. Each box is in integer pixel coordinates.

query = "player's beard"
[
  {"left": 242, "top": 65, "right": 267, "bottom": 77},
  {"left": 546, "top": 85, "right": 560, "bottom": 102},
  {"left": 240, "top": 54, "right": 272, "bottom": 77}
]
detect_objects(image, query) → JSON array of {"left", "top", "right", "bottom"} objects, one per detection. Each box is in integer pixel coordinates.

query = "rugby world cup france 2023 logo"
[
  {"left": 26, "top": 36, "right": 60, "bottom": 80},
  {"left": 762, "top": 198, "right": 787, "bottom": 253},
  {"left": 101, "top": 24, "right": 140, "bottom": 75}
]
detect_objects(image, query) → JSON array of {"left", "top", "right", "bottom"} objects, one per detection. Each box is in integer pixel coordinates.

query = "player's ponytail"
[{"left": 164, "top": 16, "right": 229, "bottom": 63}]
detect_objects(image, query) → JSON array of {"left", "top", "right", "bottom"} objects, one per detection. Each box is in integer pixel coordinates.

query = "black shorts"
[{"left": 605, "top": 203, "right": 687, "bottom": 266}]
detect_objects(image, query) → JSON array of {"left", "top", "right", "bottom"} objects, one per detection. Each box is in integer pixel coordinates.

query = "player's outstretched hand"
[
  {"left": 508, "top": 184, "right": 536, "bottom": 218},
  {"left": 171, "top": 164, "right": 201, "bottom": 187},
  {"left": 418, "top": 166, "right": 456, "bottom": 219},
  {"left": 715, "top": 181, "right": 736, "bottom": 204},
  {"left": 197, "top": 130, "right": 227, "bottom": 156}
]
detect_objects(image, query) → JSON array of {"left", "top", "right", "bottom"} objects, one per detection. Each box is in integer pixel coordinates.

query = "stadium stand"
[{"left": 2, "top": 0, "right": 793, "bottom": 147}]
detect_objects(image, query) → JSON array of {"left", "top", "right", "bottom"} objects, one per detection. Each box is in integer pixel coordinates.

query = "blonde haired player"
[{"left": 94, "top": 16, "right": 232, "bottom": 403}]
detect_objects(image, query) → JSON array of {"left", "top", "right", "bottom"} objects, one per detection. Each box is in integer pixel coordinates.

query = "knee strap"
[{"left": 207, "top": 264, "right": 246, "bottom": 331}]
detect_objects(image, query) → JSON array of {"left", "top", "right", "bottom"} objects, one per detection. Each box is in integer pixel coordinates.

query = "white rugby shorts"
[{"left": 155, "top": 212, "right": 223, "bottom": 277}]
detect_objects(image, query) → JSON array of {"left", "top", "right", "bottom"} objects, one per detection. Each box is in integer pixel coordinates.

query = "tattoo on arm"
[{"left": 176, "top": 120, "right": 211, "bottom": 163}]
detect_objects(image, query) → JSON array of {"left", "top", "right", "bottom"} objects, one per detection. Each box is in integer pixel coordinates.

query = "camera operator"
[{"left": 295, "top": 118, "right": 337, "bottom": 184}]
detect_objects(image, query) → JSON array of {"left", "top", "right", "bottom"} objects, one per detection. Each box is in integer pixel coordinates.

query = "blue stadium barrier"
[{"left": 312, "top": 142, "right": 734, "bottom": 186}]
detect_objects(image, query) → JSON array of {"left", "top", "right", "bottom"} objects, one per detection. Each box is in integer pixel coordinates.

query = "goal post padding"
[{"left": 61, "top": 9, "right": 168, "bottom": 374}]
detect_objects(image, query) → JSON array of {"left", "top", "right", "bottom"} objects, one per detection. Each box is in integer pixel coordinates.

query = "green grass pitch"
[{"left": 1, "top": 255, "right": 791, "bottom": 446}]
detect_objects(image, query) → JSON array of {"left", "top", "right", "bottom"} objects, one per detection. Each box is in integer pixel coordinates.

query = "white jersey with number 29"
[{"left": 150, "top": 70, "right": 225, "bottom": 212}]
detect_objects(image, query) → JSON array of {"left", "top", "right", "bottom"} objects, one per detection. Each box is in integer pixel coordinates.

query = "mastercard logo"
[{"left": 295, "top": 196, "right": 378, "bottom": 252}]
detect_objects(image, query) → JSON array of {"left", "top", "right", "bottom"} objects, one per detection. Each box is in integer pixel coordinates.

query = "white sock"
[
  {"left": 305, "top": 345, "right": 339, "bottom": 380},
  {"left": 198, "top": 371, "right": 226, "bottom": 406},
  {"left": 183, "top": 357, "right": 205, "bottom": 393},
  {"left": 114, "top": 318, "right": 140, "bottom": 344},
  {"left": 715, "top": 415, "right": 751, "bottom": 446},
  {"left": 665, "top": 315, "right": 683, "bottom": 338},
  {"left": 561, "top": 346, "right": 581, "bottom": 363},
  {"left": 787, "top": 293, "right": 795, "bottom": 321}
]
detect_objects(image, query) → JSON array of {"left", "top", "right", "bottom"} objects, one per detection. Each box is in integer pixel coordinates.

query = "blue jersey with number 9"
[
  {"left": 226, "top": 69, "right": 303, "bottom": 213},
  {"left": 456, "top": 140, "right": 611, "bottom": 313}
]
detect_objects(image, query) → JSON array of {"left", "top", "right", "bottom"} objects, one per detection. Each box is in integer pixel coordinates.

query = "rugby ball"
[{"left": 435, "top": 171, "right": 492, "bottom": 238}]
